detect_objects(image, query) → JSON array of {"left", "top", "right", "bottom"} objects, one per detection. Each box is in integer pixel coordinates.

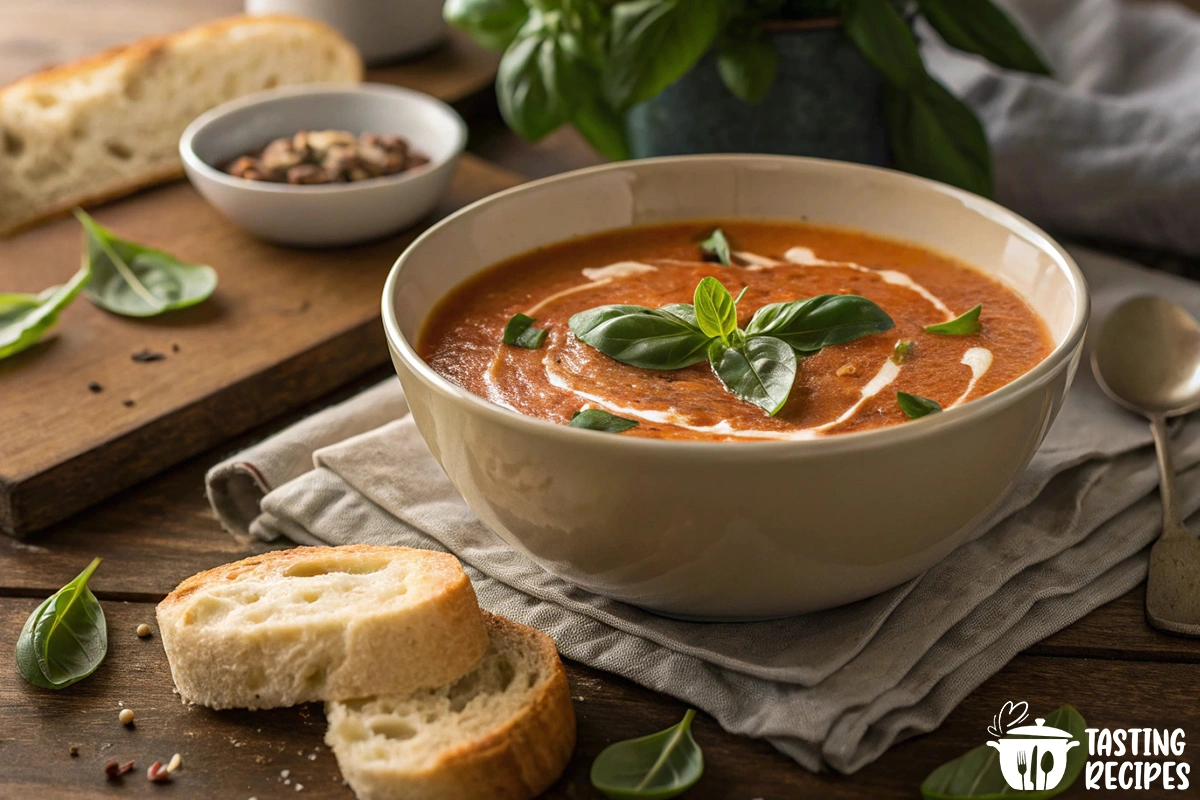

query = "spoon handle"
[{"left": 1151, "top": 414, "right": 1189, "bottom": 540}]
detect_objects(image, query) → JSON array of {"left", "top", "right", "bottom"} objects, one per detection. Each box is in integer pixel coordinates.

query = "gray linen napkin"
[
  {"left": 208, "top": 247, "right": 1200, "bottom": 773},
  {"left": 925, "top": 0, "right": 1200, "bottom": 256}
]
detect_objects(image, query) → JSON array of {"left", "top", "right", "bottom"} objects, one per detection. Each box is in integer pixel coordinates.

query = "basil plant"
[{"left": 444, "top": 0, "right": 1050, "bottom": 197}]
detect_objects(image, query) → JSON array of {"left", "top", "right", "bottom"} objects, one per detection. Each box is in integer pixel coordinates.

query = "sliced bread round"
[
  {"left": 326, "top": 612, "right": 576, "bottom": 800},
  {"left": 156, "top": 545, "right": 489, "bottom": 710}
]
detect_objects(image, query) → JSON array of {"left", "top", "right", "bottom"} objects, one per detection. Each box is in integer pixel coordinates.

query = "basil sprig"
[
  {"left": 921, "top": 705, "right": 1086, "bottom": 800},
  {"left": 0, "top": 263, "right": 91, "bottom": 362},
  {"left": 591, "top": 709, "right": 704, "bottom": 800},
  {"left": 503, "top": 312, "right": 548, "bottom": 349},
  {"left": 891, "top": 339, "right": 914, "bottom": 364},
  {"left": 897, "top": 391, "right": 942, "bottom": 419},
  {"left": 570, "top": 277, "right": 893, "bottom": 415},
  {"left": 569, "top": 408, "right": 640, "bottom": 433},
  {"left": 925, "top": 305, "right": 982, "bottom": 336},
  {"left": 699, "top": 228, "right": 732, "bottom": 266},
  {"left": 76, "top": 209, "right": 217, "bottom": 318},
  {"left": 16, "top": 557, "right": 108, "bottom": 690}
]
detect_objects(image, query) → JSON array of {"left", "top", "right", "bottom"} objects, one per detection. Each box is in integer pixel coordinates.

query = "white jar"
[{"left": 246, "top": 0, "right": 448, "bottom": 65}]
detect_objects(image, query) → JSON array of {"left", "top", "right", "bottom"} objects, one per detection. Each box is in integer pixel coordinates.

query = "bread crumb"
[{"left": 836, "top": 364, "right": 857, "bottom": 377}]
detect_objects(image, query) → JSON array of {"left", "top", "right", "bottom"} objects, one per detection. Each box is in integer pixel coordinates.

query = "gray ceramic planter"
[{"left": 625, "top": 22, "right": 888, "bottom": 165}]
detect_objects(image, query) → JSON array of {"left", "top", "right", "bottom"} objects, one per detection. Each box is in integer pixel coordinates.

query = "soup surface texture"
[{"left": 419, "top": 221, "right": 1053, "bottom": 441}]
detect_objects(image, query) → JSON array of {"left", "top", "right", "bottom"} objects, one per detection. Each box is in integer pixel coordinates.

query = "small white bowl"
[{"left": 180, "top": 83, "right": 466, "bottom": 247}]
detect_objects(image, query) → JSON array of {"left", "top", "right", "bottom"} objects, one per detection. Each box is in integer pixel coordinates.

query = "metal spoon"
[{"left": 1092, "top": 296, "right": 1200, "bottom": 636}]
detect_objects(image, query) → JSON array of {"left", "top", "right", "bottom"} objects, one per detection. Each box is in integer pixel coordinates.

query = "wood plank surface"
[
  {"left": 0, "top": 157, "right": 521, "bottom": 536},
  {"left": 4, "top": 597, "right": 1195, "bottom": 799}
]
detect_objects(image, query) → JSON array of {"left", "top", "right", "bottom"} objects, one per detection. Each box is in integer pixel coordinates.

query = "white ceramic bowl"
[
  {"left": 382, "top": 156, "right": 1090, "bottom": 620},
  {"left": 245, "top": 0, "right": 447, "bottom": 65},
  {"left": 180, "top": 83, "right": 466, "bottom": 247}
]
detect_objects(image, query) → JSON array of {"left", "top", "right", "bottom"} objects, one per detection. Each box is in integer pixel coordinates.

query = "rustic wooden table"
[{"left": 4, "top": 2, "right": 1200, "bottom": 798}]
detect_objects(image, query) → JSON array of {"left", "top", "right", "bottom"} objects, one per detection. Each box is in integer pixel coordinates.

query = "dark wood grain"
[{"left": 5, "top": 597, "right": 1197, "bottom": 799}]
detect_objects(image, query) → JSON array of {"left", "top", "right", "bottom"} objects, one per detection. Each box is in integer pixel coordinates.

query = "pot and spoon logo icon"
[{"left": 987, "top": 701, "right": 1081, "bottom": 791}]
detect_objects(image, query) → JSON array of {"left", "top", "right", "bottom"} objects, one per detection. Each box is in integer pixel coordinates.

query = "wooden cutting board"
[{"left": 0, "top": 155, "right": 522, "bottom": 536}]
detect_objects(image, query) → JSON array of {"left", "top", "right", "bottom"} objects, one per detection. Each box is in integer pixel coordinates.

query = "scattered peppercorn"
[
  {"left": 123, "top": 399, "right": 135, "bottom": 408},
  {"left": 131, "top": 349, "right": 165, "bottom": 363},
  {"left": 136, "top": 623, "right": 152, "bottom": 638},
  {"left": 119, "top": 708, "right": 135, "bottom": 725},
  {"left": 87, "top": 381, "right": 103, "bottom": 393},
  {"left": 69, "top": 745, "right": 80, "bottom": 757},
  {"left": 171, "top": 343, "right": 180, "bottom": 353},
  {"left": 147, "top": 761, "right": 170, "bottom": 783}
]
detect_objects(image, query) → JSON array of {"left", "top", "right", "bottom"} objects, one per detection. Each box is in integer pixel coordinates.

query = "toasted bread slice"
[
  {"left": 326, "top": 612, "right": 576, "bottom": 800},
  {"left": 156, "top": 545, "right": 488, "bottom": 710},
  {"left": 0, "top": 14, "right": 362, "bottom": 235}
]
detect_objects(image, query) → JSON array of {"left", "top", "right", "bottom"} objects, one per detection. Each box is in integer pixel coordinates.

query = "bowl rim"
[
  {"left": 178, "top": 81, "right": 467, "bottom": 195},
  {"left": 382, "top": 154, "right": 1090, "bottom": 457}
]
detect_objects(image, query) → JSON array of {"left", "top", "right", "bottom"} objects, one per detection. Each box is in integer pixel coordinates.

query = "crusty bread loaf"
[
  {"left": 156, "top": 545, "right": 489, "bottom": 710},
  {"left": 0, "top": 14, "right": 362, "bottom": 235},
  {"left": 326, "top": 612, "right": 576, "bottom": 800}
]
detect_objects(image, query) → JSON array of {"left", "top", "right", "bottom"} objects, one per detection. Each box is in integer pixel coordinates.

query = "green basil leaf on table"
[
  {"left": 16, "top": 557, "right": 107, "bottom": 690},
  {"left": 717, "top": 28, "right": 779, "bottom": 105},
  {"left": 569, "top": 408, "right": 640, "bottom": 433},
  {"left": 884, "top": 79, "right": 994, "bottom": 198},
  {"left": 657, "top": 303, "right": 699, "bottom": 328},
  {"left": 921, "top": 705, "right": 1087, "bottom": 800},
  {"left": 443, "top": 0, "right": 529, "bottom": 51},
  {"left": 897, "top": 391, "right": 942, "bottom": 419},
  {"left": 841, "top": 0, "right": 926, "bottom": 92},
  {"left": 591, "top": 708, "right": 705, "bottom": 799},
  {"left": 0, "top": 262, "right": 91, "bottom": 361},
  {"left": 745, "top": 294, "right": 895, "bottom": 353},
  {"left": 710, "top": 335, "right": 796, "bottom": 416},
  {"left": 925, "top": 304, "right": 982, "bottom": 335},
  {"left": 502, "top": 312, "right": 549, "bottom": 349},
  {"left": 892, "top": 339, "right": 914, "bottom": 364},
  {"left": 699, "top": 228, "right": 732, "bottom": 266},
  {"left": 75, "top": 209, "right": 216, "bottom": 317},
  {"left": 692, "top": 276, "right": 738, "bottom": 342},
  {"left": 916, "top": 0, "right": 1051, "bottom": 76},
  {"left": 569, "top": 304, "right": 712, "bottom": 370},
  {"left": 604, "top": 0, "right": 724, "bottom": 109}
]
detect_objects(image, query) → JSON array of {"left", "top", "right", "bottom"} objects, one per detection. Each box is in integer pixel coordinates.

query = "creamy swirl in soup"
[{"left": 418, "top": 221, "right": 1052, "bottom": 442}]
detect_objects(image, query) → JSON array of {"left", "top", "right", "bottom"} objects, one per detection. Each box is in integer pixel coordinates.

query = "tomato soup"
[{"left": 418, "top": 221, "right": 1052, "bottom": 442}]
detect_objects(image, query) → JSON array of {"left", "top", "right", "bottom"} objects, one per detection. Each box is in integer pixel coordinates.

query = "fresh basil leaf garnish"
[
  {"left": 925, "top": 304, "right": 982, "bottom": 336},
  {"left": 745, "top": 294, "right": 894, "bottom": 353},
  {"left": 891, "top": 339, "right": 914, "bottom": 364},
  {"left": 692, "top": 276, "right": 737, "bottom": 341},
  {"left": 16, "top": 557, "right": 107, "bottom": 690},
  {"left": 590, "top": 708, "right": 704, "bottom": 800},
  {"left": 569, "top": 408, "right": 640, "bottom": 433},
  {"left": 711, "top": 335, "right": 796, "bottom": 415},
  {"left": 897, "top": 391, "right": 942, "bottom": 419},
  {"left": 569, "top": 304, "right": 711, "bottom": 370},
  {"left": 0, "top": 263, "right": 91, "bottom": 362},
  {"left": 920, "top": 705, "right": 1086, "bottom": 800},
  {"left": 502, "top": 312, "right": 548, "bottom": 349},
  {"left": 699, "top": 228, "right": 732, "bottom": 266},
  {"left": 443, "top": 0, "right": 528, "bottom": 51},
  {"left": 75, "top": 209, "right": 217, "bottom": 318}
]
